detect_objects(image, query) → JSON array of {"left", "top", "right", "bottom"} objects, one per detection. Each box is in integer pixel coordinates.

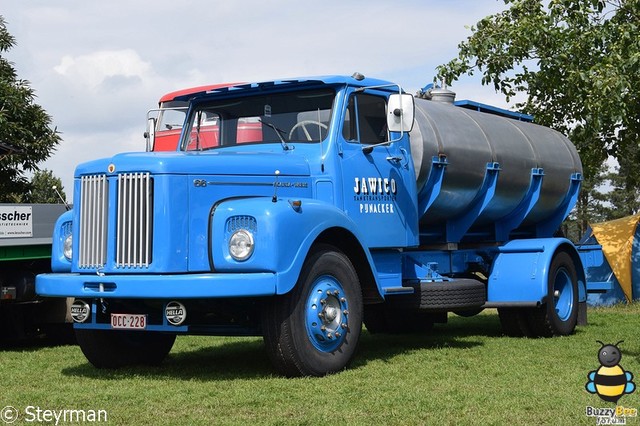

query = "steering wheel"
[{"left": 289, "top": 120, "right": 328, "bottom": 141}]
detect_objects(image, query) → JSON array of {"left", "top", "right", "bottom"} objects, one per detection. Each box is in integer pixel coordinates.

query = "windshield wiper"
[{"left": 259, "top": 119, "right": 293, "bottom": 151}]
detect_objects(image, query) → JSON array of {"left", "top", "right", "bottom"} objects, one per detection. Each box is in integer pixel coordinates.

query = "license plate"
[{"left": 111, "top": 313, "right": 147, "bottom": 330}]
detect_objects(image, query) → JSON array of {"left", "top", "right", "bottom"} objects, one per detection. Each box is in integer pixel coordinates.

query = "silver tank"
[{"left": 410, "top": 97, "right": 582, "bottom": 228}]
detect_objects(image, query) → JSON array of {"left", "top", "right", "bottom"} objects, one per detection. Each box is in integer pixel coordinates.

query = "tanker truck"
[{"left": 36, "top": 74, "right": 608, "bottom": 376}]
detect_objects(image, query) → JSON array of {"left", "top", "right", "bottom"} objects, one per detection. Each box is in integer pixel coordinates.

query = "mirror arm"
[{"left": 361, "top": 138, "right": 397, "bottom": 155}]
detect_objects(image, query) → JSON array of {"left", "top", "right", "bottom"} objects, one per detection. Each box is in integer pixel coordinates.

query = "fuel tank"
[{"left": 409, "top": 96, "right": 582, "bottom": 240}]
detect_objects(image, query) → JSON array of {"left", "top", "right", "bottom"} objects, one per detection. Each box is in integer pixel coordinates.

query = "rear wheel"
[
  {"left": 262, "top": 245, "right": 362, "bottom": 377},
  {"left": 75, "top": 329, "right": 176, "bottom": 368},
  {"left": 527, "top": 251, "right": 578, "bottom": 336}
]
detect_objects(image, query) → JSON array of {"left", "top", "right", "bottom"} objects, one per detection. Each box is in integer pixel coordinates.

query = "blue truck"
[{"left": 36, "top": 74, "right": 607, "bottom": 376}]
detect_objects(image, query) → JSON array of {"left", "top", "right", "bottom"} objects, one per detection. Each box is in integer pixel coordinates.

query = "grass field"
[{"left": 1, "top": 304, "right": 638, "bottom": 425}]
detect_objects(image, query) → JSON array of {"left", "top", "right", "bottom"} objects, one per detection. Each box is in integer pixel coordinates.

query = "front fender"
[
  {"left": 488, "top": 238, "right": 585, "bottom": 304},
  {"left": 210, "top": 197, "right": 373, "bottom": 294}
]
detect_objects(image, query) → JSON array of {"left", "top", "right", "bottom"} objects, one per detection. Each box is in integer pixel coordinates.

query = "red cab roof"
[{"left": 159, "top": 82, "right": 242, "bottom": 103}]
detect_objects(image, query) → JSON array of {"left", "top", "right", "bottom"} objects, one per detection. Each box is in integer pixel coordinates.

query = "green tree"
[
  {"left": 0, "top": 16, "right": 61, "bottom": 202},
  {"left": 597, "top": 149, "right": 640, "bottom": 220},
  {"left": 24, "top": 169, "right": 66, "bottom": 204},
  {"left": 437, "top": 0, "right": 640, "bottom": 237}
]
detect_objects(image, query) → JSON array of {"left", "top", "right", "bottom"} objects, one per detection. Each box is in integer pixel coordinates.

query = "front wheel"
[{"left": 262, "top": 245, "right": 363, "bottom": 377}]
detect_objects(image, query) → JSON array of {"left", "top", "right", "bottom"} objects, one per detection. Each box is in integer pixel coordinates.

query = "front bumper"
[{"left": 36, "top": 272, "right": 277, "bottom": 299}]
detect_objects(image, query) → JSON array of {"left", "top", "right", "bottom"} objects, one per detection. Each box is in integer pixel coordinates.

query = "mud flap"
[{"left": 577, "top": 301, "right": 587, "bottom": 326}]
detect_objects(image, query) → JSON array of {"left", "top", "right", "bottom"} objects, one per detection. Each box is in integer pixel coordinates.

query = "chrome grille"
[
  {"left": 116, "top": 172, "right": 153, "bottom": 268},
  {"left": 78, "top": 175, "right": 108, "bottom": 268}
]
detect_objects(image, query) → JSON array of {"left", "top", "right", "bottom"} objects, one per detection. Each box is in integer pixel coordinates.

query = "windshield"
[
  {"left": 150, "top": 100, "right": 189, "bottom": 151},
  {"left": 181, "top": 89, "right": 335, "bottom": 151},
  {"left": 157, "top": 100, "right": 188, "bottom": 132}
]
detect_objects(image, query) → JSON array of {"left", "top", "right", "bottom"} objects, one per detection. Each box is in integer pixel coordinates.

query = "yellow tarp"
[{"left": 590, "top": 214, "right": 640, "bottom": 302}]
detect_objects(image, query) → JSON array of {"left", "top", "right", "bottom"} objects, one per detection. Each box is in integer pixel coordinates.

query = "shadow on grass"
[
  {"left": 354, "top": 312, "right": 503, "bottom": 365},
  {"left": 62, "top": 338, "right": 275, "bottom": 381},
  {"left": 60, "top": 311, "right": 504, "bottom": 381}
]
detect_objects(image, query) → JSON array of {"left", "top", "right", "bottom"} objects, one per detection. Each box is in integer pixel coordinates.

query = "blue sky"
[{"left": 3, "top": 1, "right": 509, "bottom": 199}]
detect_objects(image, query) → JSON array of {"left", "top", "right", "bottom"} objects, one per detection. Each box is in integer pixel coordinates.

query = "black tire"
[
  {"left": 75, "top": 329, "right": 176, "bottom": 368},
  {"left": 364, "top": 304, "right": 433, "bottom": 334},
  {"left": 262, "top": 245, "right": 362, "bottom": 377},
  {"left": 526, "top": 251, "right": 579, "bottom": 337}
]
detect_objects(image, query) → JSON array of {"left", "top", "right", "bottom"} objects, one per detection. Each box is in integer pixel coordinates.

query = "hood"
[{"left": 75, "top": 150, "right": 311, "bottom": 177}]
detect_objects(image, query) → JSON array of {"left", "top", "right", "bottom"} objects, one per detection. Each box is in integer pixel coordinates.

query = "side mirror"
[
  {"left": 145, "top": 117, "right": 156, "bottom": 152},
  {"left": 387, "top": 94, "right": 415, "bottom": 133}
]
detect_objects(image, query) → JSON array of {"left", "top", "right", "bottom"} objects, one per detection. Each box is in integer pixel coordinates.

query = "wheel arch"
[
  {"left": 313, "top": 227, "right": 382, "bottom": 304},
  {"left": 488, "top": 238, "right": 584, "bottom": 305}
]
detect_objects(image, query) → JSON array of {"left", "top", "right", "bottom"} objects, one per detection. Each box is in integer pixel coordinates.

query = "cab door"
[{"left": 339, "top": 90, "right": 418, "bottom": 248}]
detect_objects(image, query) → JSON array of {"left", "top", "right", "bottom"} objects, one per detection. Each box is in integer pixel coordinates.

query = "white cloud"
[{"left": 54, "top": 49, "right": 152, "bottom": 90}]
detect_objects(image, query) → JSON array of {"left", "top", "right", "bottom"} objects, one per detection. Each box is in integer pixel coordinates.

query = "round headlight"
[
  {"left": 63, "top": 234, "right": 73, "bottom": 260},
  {"left": 229, "top": 230, "right": 254, "bottom": 261}
]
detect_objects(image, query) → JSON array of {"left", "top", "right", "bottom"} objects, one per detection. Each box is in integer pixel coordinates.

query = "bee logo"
[{"left": 585, "top": 341, "right": 636, "bottom": 403}]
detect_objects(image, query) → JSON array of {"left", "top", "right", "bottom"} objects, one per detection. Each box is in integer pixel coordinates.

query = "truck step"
[{"left": 383, "top": 286, "right": 415, "bottom": 295}]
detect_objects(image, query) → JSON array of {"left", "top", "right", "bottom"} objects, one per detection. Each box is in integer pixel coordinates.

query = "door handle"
[{"left": 387, "top": 148, "right": 409, "bottom": 167}]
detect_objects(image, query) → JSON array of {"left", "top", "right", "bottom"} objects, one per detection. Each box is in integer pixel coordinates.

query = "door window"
[{"left": 342, "top": 94, "right": 388, "bottom": 144}]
